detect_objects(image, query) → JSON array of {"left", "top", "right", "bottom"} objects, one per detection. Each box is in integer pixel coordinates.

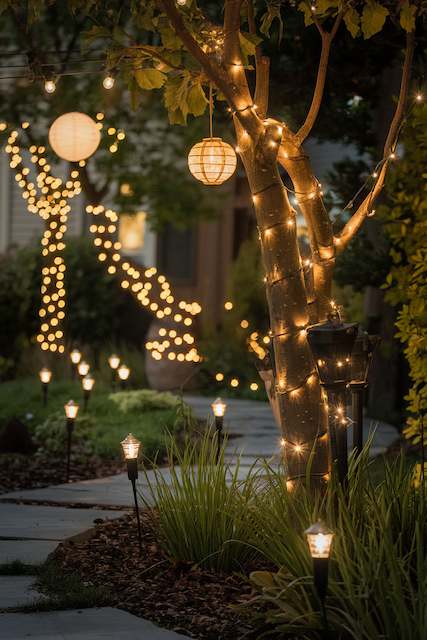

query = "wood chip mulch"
[
  {"left": 0, "top": 452, "right": 123, "bottom": 494},
  {"left": 52, "top": 511, "right": 261, "bottom": 639}
]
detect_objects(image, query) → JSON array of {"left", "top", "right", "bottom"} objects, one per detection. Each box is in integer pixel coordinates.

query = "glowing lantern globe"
[
  {"left": 188, "top": 137, "right": 237, "bottom": 185},
  {"left": 48, "top": 112, "right": 101, "bottom": 162}
]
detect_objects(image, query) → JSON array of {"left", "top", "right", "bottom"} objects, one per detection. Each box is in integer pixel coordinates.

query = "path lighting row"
[
  {"left": 38, "top": 367, "right": 96, "bottom": 410},
  {"left": 108, "top": 354, "right": 131, "bottom": 389}
]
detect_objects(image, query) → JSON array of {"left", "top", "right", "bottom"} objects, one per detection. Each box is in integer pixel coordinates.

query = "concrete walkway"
[{"left": 0, "top": 396, "right": 398, "bottom": 637}]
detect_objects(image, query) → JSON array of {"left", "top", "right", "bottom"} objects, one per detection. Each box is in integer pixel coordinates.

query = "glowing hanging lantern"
[
  {"left": 48, "top": 112, "right": 101, "bottom": 162},
  {"left": 188, "top": 137, "right": 237, "bottom": 185}
]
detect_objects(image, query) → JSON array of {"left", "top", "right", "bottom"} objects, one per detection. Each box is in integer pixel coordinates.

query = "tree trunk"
[{"left": 238, "top": 132, "right": 329, "bottom": 482}]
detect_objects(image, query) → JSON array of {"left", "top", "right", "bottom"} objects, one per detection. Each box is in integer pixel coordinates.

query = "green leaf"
[
  {"left": 239, "top": 31, "right": 262, "bottom": 58},
  {"left": 361, "top": 1, "right": 389, "bottom": 39},
  {"left": 187, "top": 83, "right": 208, "bottom": 117},
  {"left": 400, "top": 2, "right": 417, "bottom": 32},
  {"left": 250, "top": 571, "right": 275, "bottom": 589},
  {"left": 260, "top": 2, "right": 283, "bottom": 41},
  {"left": 343, "top": 6, "right": 360, "bottom": 38},
  {"left": 298, "top": 1, "right": 314, "bottom": 26},
  {"left": 134, "top": 68, "right": 166, "bottom": 90}
]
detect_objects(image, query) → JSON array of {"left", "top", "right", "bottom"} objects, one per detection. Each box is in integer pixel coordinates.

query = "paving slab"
[
  {"left": 0, "top": 577, "right": 42, "bottom": 610},
  {"left": 0, "top": 606, "right": 191, "bottom": 639},
  {"left": 0, "top": 504, "right": 124, "bottom": 541},
  {"left": 0, "top": 541, "right": 57, "bottom": 566}
]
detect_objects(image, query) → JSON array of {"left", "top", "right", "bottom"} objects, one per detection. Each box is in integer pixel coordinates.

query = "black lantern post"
[
  {"left": 307, "top": 317, "right": 358, "bottom": 485},
  {"left": 211, "top": 397, "right": 227, "bottom": 463},
  {"left": 64, "top": 400, "right": 79, "bottom": 482},
  {"left": 305, "top": 521, "right": 334, "bottom": 637},
  {"left": 81, "top": 374, "right": 95, "bottom": 411},
  {"left": 349, "top": 333, "right": 380, "bottom": 456},
  {"left": 121, "top": 433, "right": 142, "bottom": 553},
  {"left": 39, "top": 367, "right": 52, "bottom": 406}
]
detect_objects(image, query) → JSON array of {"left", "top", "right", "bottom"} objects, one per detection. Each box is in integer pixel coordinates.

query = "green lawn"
[{"left": 0, "top": 378, "right": 190, "bottom": 460}]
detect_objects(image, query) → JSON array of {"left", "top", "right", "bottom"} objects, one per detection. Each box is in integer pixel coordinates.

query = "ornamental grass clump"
[
  {"left": 246, "top": 443, "right": 427, "bottom": 639},
  {"left": 141, "top": 431, "right": 261, "bottom": 572}
]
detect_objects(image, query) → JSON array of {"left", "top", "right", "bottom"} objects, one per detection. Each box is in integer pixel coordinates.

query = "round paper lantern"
[
  {"left": 188, "top": 137, "right": 237, "bottom": 185},
  {"left": 48, "top": 112, "right": 101, "bottom": 162}
]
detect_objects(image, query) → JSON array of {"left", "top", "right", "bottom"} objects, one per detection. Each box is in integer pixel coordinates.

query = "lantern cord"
[{"left": 209, "top": 82, "right": 213, "bottom": 138}]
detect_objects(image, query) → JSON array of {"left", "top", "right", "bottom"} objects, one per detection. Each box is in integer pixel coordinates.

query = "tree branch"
[
  {"left": 296, "top": 12, "right": 342, "bottom": 143},
  {"left": 335, "top": 31, "right": 415, "bottom": 253},
  {"left": 246, "top": 0, "right": 270, "bottom": 117}
]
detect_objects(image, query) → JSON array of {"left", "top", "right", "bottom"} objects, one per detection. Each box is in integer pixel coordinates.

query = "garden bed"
[{"left": 49, "top": 511, "right": 259, "bottom": 640}]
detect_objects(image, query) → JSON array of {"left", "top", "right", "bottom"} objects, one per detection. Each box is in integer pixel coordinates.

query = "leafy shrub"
[
  {"left": 34, "top": 412, "right": 96, "bottom": 456},
  {"left": 245, "top": 448, "right": 427, "bottom": 639},
  {"left": 141, "top": 431, "right": 260, "bottom": 572},
  {"left": 110, "top": 389, "right": 186, "bottom": 413}
]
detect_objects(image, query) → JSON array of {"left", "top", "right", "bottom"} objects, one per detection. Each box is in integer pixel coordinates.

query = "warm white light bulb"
[
  {"left": 103, "top": 74, "right": 115, "bottom": 90},
  {"left": 44, "top": 79, "right": 56, "bottom": 94},
  {"left": 212, "top": 397, "right": 227, "bottom": 417}
]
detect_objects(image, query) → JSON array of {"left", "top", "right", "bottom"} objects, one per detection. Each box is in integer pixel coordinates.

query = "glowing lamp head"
[
  {"left": 211, "top": 397, "right": 227, "bottom": 417},
  {"left": 121, "top": 433, "right": 141, "bottom": 460},
  {"left": 39, "top": 367, "right": 52, "bottom": 384},
  {"left": 70, "top": 349, "right": 82, "bottom": 365},
  {"left": 48, "top": 112, "right": 101, "bottom": 162},
  {"left": 64, "top": 399, "right": 79, "bottom": 420},
  {"left": 82, "top": 375, "right": 95, "bottom": 392},
  {"left": 188, "top": 137, "right": 237, "bottom": 185},
  {"left": 305, "top": 522, "right": 334, "bottom": 559},
  {"left": 77, "top": 361, "right": 90, "bottom": 377},
  {"left": 108, "top": 354, "right": 120, "bottom": 370},
  {"left": 103, "top": 74, "right": 115, "bottom": 90},
  {"left": 118, "top": 364, "right": 130, "bottom": 381}
]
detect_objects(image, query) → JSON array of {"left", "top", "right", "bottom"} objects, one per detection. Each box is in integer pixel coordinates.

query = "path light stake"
[
  {"left": 39, "top": 367, "right": 52, "bottom": 407},
  {"left": 349, "top": 333, "right": 380, "bottom": 456},
  {"left": 77, "top": 360, "right": 90, "bottom": 378},
  {"left": 81, "top": 374, "right": 95, "bottom": 412},
  {"left": 70, "top": 349, "right": 82, "bottom": 379},
  {"left": 305, "top": 522, "right": 334, "bottom": 638},
  {"left": 121, "top": 433, "right": 142, "bottom": 553},
  {"left": 307, "top": 313, "right": 358, "bottom": 486},
  {"left": 211, "top": 397, "right": 227, "bottom": 463},
  {"left": 117, "top": 363, "right": 130, "bottom": 390},
  {"left": 64, "top": 400, "right": 79, "bottom": 483},
  {"left": 108, "top": 354, "right": 120, "bottom": 390}
]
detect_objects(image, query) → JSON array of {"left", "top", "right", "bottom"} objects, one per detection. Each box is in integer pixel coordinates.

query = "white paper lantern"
[
  {"left": 188, "top": 137, "right": 237, "bottom": 185},
  {"left": 48, "top": 112, "right": 101, "bottom": 162}
]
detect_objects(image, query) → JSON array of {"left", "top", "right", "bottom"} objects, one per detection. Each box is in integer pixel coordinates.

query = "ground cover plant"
[{"left": 0, "top": 379, "right": 192, "bottom": 492}]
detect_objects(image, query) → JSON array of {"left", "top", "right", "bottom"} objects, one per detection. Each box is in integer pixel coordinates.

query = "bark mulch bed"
[
  {"left": 0, "top": 451, "right": 123, "bottom": 494},
  {"left": 51, "top": 511, "right": 261, "bottom": 639}
]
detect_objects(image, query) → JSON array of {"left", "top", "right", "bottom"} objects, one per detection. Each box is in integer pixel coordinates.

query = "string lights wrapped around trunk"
[{"left": 188, "top": 85, "right": 236, "bottom": 185}]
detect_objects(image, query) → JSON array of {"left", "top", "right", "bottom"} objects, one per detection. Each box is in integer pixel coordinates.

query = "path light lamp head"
[
  {"left": 305, "top": 521, "right": 334, "bottom": 559},
  {"left": 108, "top": 354, "right": 120, "bottom": 370},
  {"left": 118, "top": 363, "right": 130, "bottom": 381},
  {"left": 121, "top": 433, "right": 141, "bottom": 462},
  {"left": 64, "top": 399, "right": 79, "bottom": 421},
  {"left": 70, "top": 349, "right": 82, "bottom": 365},
  {"left": 211, "top": 397, "right": 227, "bottom": 418},
  {"left": 39, "top": 367, "right": 52, "bottom": 385},
  {"left": 77, "top": 361, "right": 90, "bottom": 377},
  {"left": 82, "top": 375, "right": 95, "bottom": 392}
]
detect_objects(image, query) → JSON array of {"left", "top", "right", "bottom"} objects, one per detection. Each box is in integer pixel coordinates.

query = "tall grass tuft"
[
  {"left": 247, "top": 441, "right": 427, "bottom": 639},
  {"left": 140, "top": 430, "right": 261, "bottom": 572}
]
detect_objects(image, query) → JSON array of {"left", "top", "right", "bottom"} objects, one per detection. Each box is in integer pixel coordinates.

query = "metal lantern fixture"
[
  {"left": 305, "top": 521, "right": 334, "bottom": 632},
  {"left": 349, "top": 333, "right": 380, "bottom": 455},
  {"left": 188, "top": 85, "right": 237, "bottom": 186},
  {"left": 70, "top": 349, "right": 82, "bottom": 365},
  {"left": 117, "top": 363, "right": 130, "bottom": 389},
  {"left": 77, "top": 360, "right": 90, "bottom": 377},
  {"left": 48, "top": 112, "right": 101, "bottom": 162},
  {"left": 121, "top": 433, "right": 142, "bottom": 552},
  {"left": 108, "top": 354, "right": 121, "bottom": 389},
  {"left": 64, "top": 400, "right": 79, "bottom": 482},
  {"left": 82, "top": 374, "right": 95, "bottom": 411},
  {"left": 39, "top": 367, "right": 52, "bottom": 406},
  {"left": 211, "top": 397, "right": 227, "bottom": 463},
  {"left": 307, "top": 316, "right": 358, "bottom": 485}
]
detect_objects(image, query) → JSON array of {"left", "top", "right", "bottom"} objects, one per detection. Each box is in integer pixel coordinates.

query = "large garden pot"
[{"left": 144, "top": 320, "right": 198, "bottom": 391}]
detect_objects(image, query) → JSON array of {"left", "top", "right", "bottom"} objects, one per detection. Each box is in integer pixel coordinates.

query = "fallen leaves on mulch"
[
  {"left": 0, "top": 451, "right": 122, "bottom": 494},
  {"left": 52, "top": 511, "right": 260, "bottom": 639}
]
